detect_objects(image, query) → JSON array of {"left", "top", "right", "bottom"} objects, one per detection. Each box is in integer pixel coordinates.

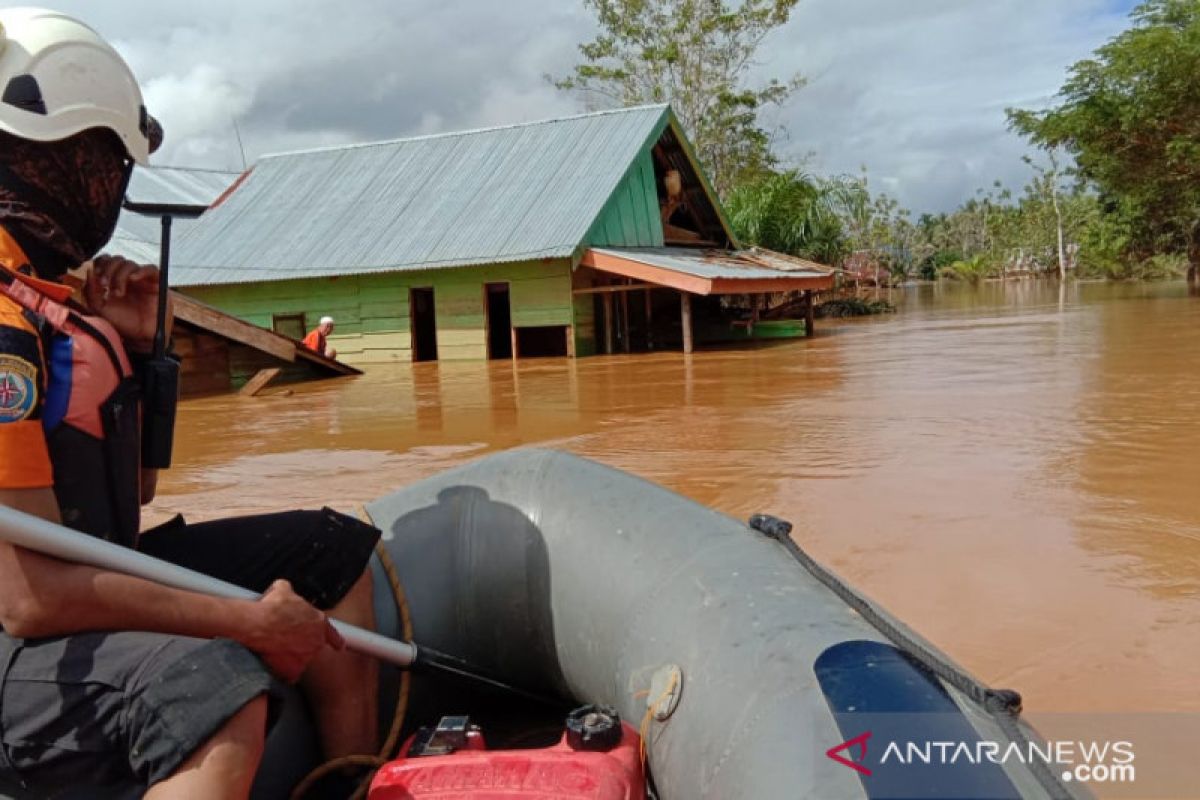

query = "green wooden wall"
[
  {"left": 183, "top": 259, "right": 574, "bottom": 365},
  {"left": 586, "top": 150, "right": 664, "bottom": 249}
]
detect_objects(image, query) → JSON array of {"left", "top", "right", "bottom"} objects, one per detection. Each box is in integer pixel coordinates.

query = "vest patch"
[{"left": 0, "top": 353, "right": 37, "bottom": 422}]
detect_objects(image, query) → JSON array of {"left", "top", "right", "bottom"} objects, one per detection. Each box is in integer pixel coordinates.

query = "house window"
[{"left": 272, "top": 313, "right": 307, "bottom": 341}]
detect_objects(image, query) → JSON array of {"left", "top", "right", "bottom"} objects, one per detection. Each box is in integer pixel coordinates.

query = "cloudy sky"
[{"left": 40, "top": 0, "right": 1135, "bottom": 212}]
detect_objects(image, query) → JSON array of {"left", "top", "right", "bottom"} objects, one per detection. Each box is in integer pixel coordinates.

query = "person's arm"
[
  {"left": 0, "top": 489, "right": 342, "bottom": 682},
  {"left": 84, "top": 257, "right": 171, "bottom": 508}
]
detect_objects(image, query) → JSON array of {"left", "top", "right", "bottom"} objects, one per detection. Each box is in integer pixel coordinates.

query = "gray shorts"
[
  {"left": 0, "top": 631, "right": 278, "bottom": 798},
  {"left": 0, "top": 507, "right": 378, "bottom": 796}
]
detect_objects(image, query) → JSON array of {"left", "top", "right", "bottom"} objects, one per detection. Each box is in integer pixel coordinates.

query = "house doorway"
[
  {"left": 410, "top": 287, "right": 439, "bottom": 362},
  {"left": 485, "top": 283, "right": 512, "bottom": 360}
]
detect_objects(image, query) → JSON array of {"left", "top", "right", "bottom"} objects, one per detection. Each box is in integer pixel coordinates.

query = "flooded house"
[
  {"left": 170, "top": 105, "right": 834, "bottom": 364},
  {"left": 102, "top": 165, "right": 359, "bottom": 395}
]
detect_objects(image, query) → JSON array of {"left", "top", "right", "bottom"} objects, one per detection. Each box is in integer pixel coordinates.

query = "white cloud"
[
  {"left": 30, "top": 0, "right": 1134, "bottom": 210},
  {"left": 772, "top": 0, "right": 1131, "bottom": 209}
]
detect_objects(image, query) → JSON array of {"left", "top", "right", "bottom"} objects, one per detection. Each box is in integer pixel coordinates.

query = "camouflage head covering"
[{"left": 0, "top": 128, "right": 136, "bottom": 280}]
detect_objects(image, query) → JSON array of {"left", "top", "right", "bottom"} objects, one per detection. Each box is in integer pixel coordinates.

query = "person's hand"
[
  {"left": 243, "top": 579, "right": 345, "bottom": 683},
  {"left": 84, "top": 256, "right": 173, "bottom": 353}
]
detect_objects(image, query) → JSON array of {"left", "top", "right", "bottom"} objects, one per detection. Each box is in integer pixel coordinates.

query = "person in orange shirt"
[
  {"left": 303, "top": 315, "right": 337, "bottom": 358},
  {"left": 0, "top": 9, "right": 378, "bottom": 798}
]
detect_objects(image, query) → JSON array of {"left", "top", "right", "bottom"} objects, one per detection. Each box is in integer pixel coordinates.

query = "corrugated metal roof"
[
  {"left": 172, "top": 105, "right": 671, "bottom": 287},
  {"left": 102, "top": 166, "right": 242, "bottom": 263},
  {"left": 127, "top": 165, "right": 243, "bottom": 208},
  {"left": 592, "top": 247, "right": 832, "bottom": 280},
  {"left": 105, "top": 216, "right": 205, "bottom": 262}
]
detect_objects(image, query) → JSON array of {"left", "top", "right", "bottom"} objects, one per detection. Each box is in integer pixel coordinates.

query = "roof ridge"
[{"left": 259, "top": 104, "right": 671, "bottom": 161}]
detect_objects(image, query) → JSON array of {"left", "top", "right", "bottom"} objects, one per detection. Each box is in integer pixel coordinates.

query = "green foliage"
[
  {"left": 1074, "top": 201, "right": 1134, "bottom": 279},
  {"left": 552, "top": 0, "right": 803, "bottom": 195},
  {"left": 1009, "top": 0, "right": 1200, "bottom": 267},
  {"left": 815, "top": 296, "right": 896, "bottom": 318},
  {"left": 940, "top": 254, "right": 996, "bottom": 285},
  {"left": 724, "top": 169, "right": 856, "bottom": 264},
  {"left": 1088, "top": 253, "right": 1187, "bottom": 282},
  {"left": 918, "top": 250, "right": 963, "bottom": 281}
]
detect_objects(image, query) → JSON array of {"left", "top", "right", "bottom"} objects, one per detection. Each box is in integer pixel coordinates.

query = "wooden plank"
[
  {"left": 572, "top": 283, "right": 657, "bottom": 295},
  {"left": 645, "top": 289, "right": 653, "bottom": 350},
  {"left": 663, "top": 223, "right": 705, "bottom": 242},
  {"left": 582, "top": 250, "right": 714, "bottom": 295},
  {"left": 681, "top": 292, "right": 694, "bottom": 354},
  {"left": 805, "top": 290, "right": 816, "bottom": 339},
  {"left": 603, "top": 293, "right": 614, "bottom": 354},
  {"left": 621, "top": 290, "right": 630, "bottom": 353},
  {"left": 173, "top": 293, "right": 295, "bottom": 362},
  {"left": 240, "top": 367, "right": 282, "bottom": 397},
  {"left": 710, "top": 275, "right": 834, "bottom": 294},
  {"left": 663, "top": 238, "right": 721, "bottom": 247}
]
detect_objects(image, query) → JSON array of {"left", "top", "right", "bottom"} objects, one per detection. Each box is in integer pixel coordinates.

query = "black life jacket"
[{"left": 0, "top": 269, "right": 141, "bottom": 547}]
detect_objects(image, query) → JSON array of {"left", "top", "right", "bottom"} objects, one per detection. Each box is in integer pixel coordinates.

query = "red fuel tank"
[{"left": 369, "top": 711, "right": 646, "bottom": 800}]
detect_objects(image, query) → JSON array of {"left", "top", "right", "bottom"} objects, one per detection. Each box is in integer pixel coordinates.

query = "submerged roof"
[{"left": 173, "top": 105, "right": 676, "bottom": 287}]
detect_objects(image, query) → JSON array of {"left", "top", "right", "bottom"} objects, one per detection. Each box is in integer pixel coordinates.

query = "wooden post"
[
  {"left": 680, "top": 292, "right": 694, "bottom": 354},
  {"left": 804, "top": 290, "right": 816, "bottom": 338},
  {"left": 644, "top": 289, "right": 653, "bottom": 350},
  {"left": 566, "top": 324, "right": 576, "bottom": 358},
  {"left": 603, "top": 293, "right": 614, "bottom": 355},
  {"left": 240, "top": 367, "right": 282, "bottom": 397},
  {"left": 621, "top": 290, "right": 631, "bottom": 354}
]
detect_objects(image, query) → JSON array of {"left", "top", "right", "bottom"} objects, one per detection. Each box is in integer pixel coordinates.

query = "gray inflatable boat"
[
  {"left": 334, "top": 448, "right": 1083, "bottom": 800},
  {"left": 0, "top": 448, "right": 1088, "bottom": 800}
]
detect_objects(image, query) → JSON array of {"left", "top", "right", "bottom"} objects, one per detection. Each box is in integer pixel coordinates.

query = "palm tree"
[
  {"left": 725, "top": 170, "right": 857, "bottom": 265},
  {"left": 940, "top": 254, "right": 994, "bottom": 285}
]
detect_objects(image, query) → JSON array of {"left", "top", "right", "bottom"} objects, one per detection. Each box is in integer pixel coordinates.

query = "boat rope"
[
  {"left": 290, "top": 540, "right": 415, "bottom": 800},
  {"left": 748, "top": 514, "right": 1073, "bottom": 800}
]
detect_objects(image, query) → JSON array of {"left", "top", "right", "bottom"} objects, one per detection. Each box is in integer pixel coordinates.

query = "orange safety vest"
[{"left": 0, "top": 227, "right": 142, "bottom": 546}]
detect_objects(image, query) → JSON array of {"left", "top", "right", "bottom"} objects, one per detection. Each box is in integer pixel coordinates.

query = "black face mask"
[{"left": 0, "top": 129, "right": 135, "bottom": 281}]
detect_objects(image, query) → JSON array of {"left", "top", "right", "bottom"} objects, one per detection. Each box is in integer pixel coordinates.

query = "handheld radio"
[{"left": 138, "top": 213, "right": 180, "bottom": 469}]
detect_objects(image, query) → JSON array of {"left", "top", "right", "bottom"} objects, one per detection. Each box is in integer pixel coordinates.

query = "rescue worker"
[{"left": 0, "top": 9, "right": 379, "bottom": 797}]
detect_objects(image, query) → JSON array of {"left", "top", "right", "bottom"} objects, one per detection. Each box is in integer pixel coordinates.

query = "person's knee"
[
  {"left": 190, "top": 695, "right": 269, "bottom": 774},
  {"left": 223, "top": 695, "right": 270, "bottom": 751},
  {"left": 149, "top": 696, "right": 269, "bottom": 799}
]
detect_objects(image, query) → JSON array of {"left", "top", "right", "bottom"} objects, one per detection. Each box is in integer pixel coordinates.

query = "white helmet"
[{"left": 0, "top": 7, "right": 159, "bottom": 164}]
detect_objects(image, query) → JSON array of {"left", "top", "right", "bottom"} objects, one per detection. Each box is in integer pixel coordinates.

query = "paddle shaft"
[{"left": 0, "top": 503, "right": 416, "bottom": 666}]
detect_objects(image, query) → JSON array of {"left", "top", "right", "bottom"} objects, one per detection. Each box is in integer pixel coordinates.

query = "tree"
[
  {"left": 1009, "top": 0, "right": 1200, "bottom": 282},
  {"left": 1013, "top": 151, "right": 1095, "bottom": 280},
  {"left": 724, "top": 170, "right": 856, "bottom": 264},
  {"left": 838, "top": 172, "right": 920, "bottom": 281},
  {"left": 552, "top": 0, "right": 804, "bottom": 196}
]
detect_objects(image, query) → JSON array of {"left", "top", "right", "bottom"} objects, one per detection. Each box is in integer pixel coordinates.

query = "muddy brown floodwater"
[{"left": 152, "top": 279, "right": 1200, "bottom": 715}]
